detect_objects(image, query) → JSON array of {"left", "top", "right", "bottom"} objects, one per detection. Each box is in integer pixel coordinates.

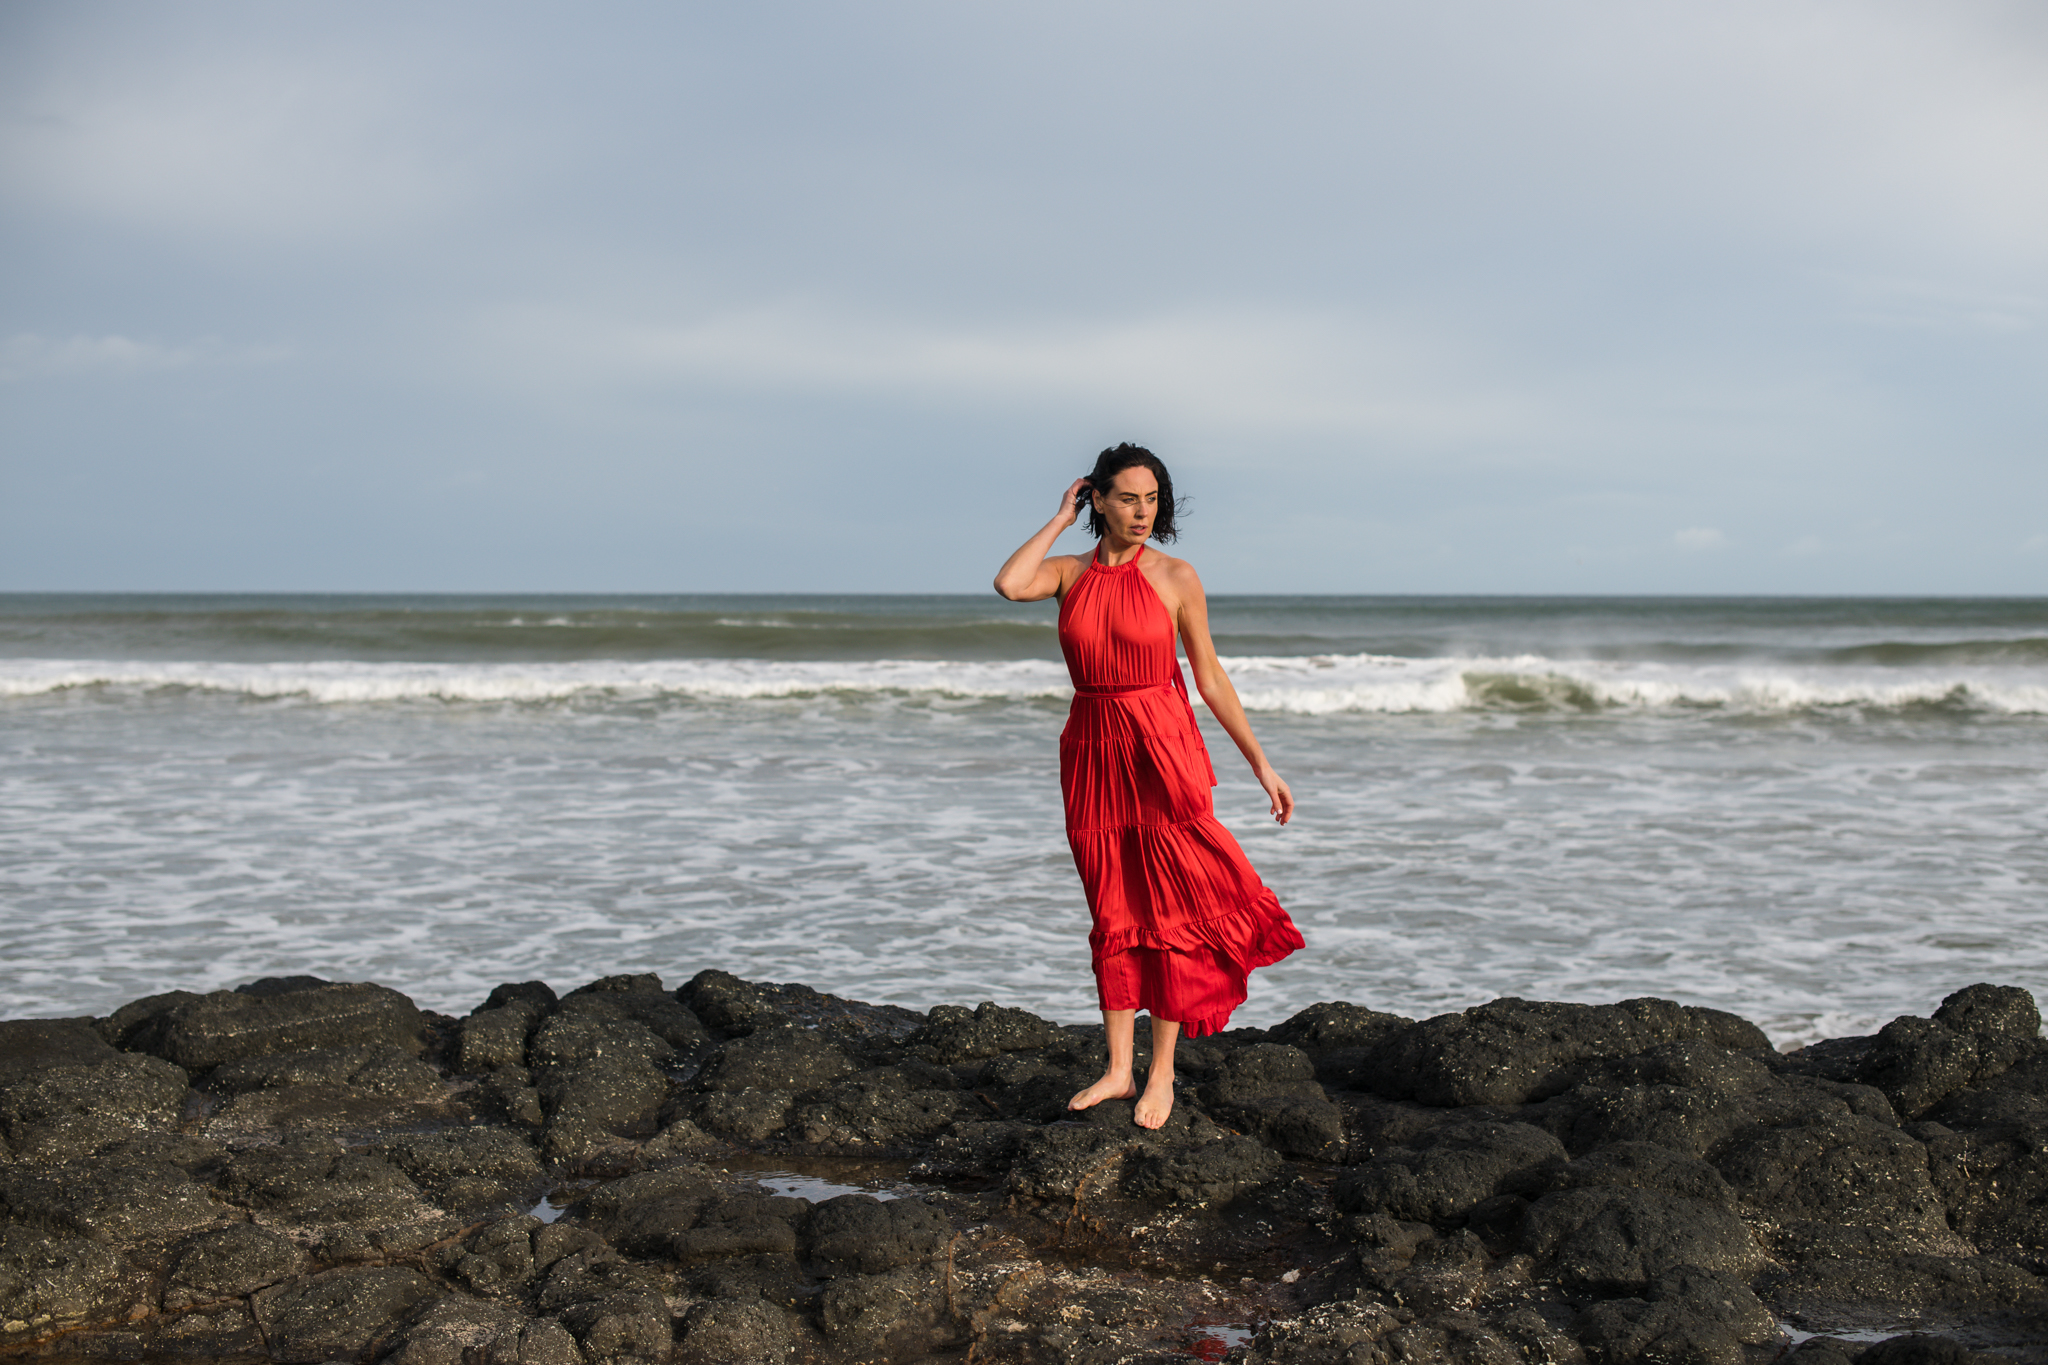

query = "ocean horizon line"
[{"left": 7, "top": 588, "right": 2048, "bottom": 602}]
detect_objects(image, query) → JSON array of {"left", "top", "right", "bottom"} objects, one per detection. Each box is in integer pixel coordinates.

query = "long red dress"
[{"left": 1058, "top": 544, "right": 1304, "bottom": 1037}]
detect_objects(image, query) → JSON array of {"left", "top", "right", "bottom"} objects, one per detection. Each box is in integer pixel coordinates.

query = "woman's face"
[{"left": 1092, "top": 465, "right": 1160, "bottom": 542}]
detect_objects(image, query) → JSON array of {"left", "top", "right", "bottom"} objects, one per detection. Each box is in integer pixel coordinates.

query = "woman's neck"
[{"left": 1096, "top": 535, "right": 1147, "bottom": 566}]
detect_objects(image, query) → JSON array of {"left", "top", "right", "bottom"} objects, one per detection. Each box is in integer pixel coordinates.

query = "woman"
[{"left": 994, "top": 443, "right": 1304, "bottom": 1129}]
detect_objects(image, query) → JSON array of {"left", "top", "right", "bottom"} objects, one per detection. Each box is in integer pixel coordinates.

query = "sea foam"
[{"left": 6, "top": 654, "right": 2046, "bottom": 715}]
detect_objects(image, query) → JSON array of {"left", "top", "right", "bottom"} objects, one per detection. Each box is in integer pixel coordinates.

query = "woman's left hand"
[{"left": 1257, "top": 766, "right": 1293, "bottom": 825}]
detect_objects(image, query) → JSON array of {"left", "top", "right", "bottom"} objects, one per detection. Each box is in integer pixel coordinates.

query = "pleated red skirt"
[{"left": 1057, "top": 545, "right": 1303, "bottom": 1037}]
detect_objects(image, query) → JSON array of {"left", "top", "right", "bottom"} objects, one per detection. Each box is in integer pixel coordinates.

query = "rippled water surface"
[{"left": 4, "top": 593, "right": 2045, "bottom": 1046}]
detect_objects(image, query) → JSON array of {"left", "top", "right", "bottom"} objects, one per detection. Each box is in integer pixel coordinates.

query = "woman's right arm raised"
[{"left": 993, "top": 478, "right": 1090, "bottom": 601}]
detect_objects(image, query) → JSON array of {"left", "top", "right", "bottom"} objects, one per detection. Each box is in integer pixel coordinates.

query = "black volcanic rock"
[
  {"left": 437, "top": 1213, "right": 542, "bottom": 1296},
  {"left": 558, "top": 1289, "right": 672, "bottom": 1360},
  {"left": 907, "top": 1000, "right": 1064, "bottom": 1062},
  {"left": 371, "top": 1125, "right": 542, "bottom": 1214},
  {"left": 207, "top": 1042, "right": 443, "bottom": 1099},
  {"left": 1776, "top": 1033, "right": 1876, "bottom": 1084},
  {"left": 1717, "top": 1114, "right": 1969, "bottom": 1259},
  {"left": 252, "top": 1265, "right": 440, "bottom": 1362},
  {"left": 1004, "top": 1116, "right": 1148, "bottom": 1203},
  {"left": 786, "top": 1068, "right": 967, "bottom": 1150},
  {"left": 689, "top": 1087, "right": 798, "bottom": 1144},
  {"left": 1859, "top": 1335, "right": 2026, "bottom": 1365},
  {"left": 105, "top": 980, "right": 429, "bottom": 1072},
  {"left": 682, "top": 968, "right": 924, "bottom": 1043},
  {"left": 1924, "top": 1116, "right": 2048, "bottom": 1261},
  {"left": 1521, "top": 1186, "right": 1762, "bottom": 1293},
  {"left": 1582, "top": 1037, "right": 1775, "bottom": 1097},
  {"left": 1268, "top": 1000, "right": 1414, "bottom": 1055},
  {"left": 380, "top": 1294, "right": 561, "bottom": 1365},
  {"left": 1935, "top": 983, "right": 2042, "bottom": 1047},
  {"left": 0, "top": 1223, "right": 129, "bottom": 1346},
  {"left": 677, "top": 1297, "right": 799, "bottom": 1364},
  {"left": 694, "top": 1022, "right": 856, "bottom": 1094},
  {"left": 970, "top": 1048, "right": 1102, "bottom": 1122},
  {"left": 1768, "top": 1253, "right": 2048, "bottom": 1319},
  {"left": 481, "top": 980, "right": 558, "bottom": 1013},
  {"left": 1937, "top": 982, "right": 2048, "bottom": 1087},
  {"left": 804, "top": 1192, "right": 949, "bottom": 1276},
  {"left": 1335, "top": 1119, "right": 1565, "bottom": 1226},
  {"left": 0, "top": 1020, "right": 189, "bottom": 1163},
  {"left": 817, "top": 1265, "right": 956, "bottom": 1358},
  {"left": 527, "top": 1007, "right": 677, "bottom": 1160},
  {"left": 233, "top": 975, "right": 335, "bottom": 997},
  {"left": 1544, "top": 1139, "right": 1736, "bottom": 1207},
  {"left": 1861, "top": 1016, "right": 1981, "bottom": 1120},
  {"left": 0, "top": 1156, "right": 223, "bottom": 1246},
  {"left": 1195, "top": 1041, "right": 1345, "bottom": 1158},
  {"left": 1574, "top": 1266, "right": 1778, "bottom": 1365},
  {"left": 0, "top": 1018, "right": 124, "bottom": 1075},
  {"left": 1558, "top": 1082, "right": 1748, "bottom": 1158},
  {"left": 1265, "top": 1001, "right": 1415, "bottom": 1088},
  {"left": 1124, "top": 1129, "right": 1283, "bottom": 1207},
  {"left": 4, "top": 976, "right": 2044, "bottom": 1365},
  {"left": 1360, "top": 997, "right": 1771, "bottom": 1108},
  {"left": 560, "top": 973, "right": 711, "bottom": 1053},
  {"left": 576, "top": 1164, "right": 806, "bottom": 1270},
  {"left": 456, "top": 1000, "right": 543, "bottom": 1074},
  {"left": 161, "top": 1223, "right": 308, "bottom": 1310}
]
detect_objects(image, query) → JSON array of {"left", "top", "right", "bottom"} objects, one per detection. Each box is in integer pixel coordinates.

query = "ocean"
[{"left": 3, "top": 593, "right": 2044, "bottom": 1049}]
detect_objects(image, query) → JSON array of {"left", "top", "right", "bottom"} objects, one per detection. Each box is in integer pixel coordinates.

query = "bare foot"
[
  {"left": 1134, "top": 1073, "right": 1175, "bottom": 1129},
  {"left": 1068, "top": 1074, "right": 1139, "bottom": 1110}
]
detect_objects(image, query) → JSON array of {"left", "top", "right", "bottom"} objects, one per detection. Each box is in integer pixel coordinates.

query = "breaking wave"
[{"left": 7, "top": 654, "right": 2046, "bottom": 715}]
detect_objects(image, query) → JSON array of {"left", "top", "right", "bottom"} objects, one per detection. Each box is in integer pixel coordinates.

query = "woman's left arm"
[{"left": 1170, "top": 563, "right": 1294, "bottom": 825}]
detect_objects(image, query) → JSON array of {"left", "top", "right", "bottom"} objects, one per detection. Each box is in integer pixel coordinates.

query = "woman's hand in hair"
[
  {"left": 994, "top": 477, "right": 1093, "bottom": 601},
  {"left": 1060, "top": 477, "right": 1091, "bottom": 527}
]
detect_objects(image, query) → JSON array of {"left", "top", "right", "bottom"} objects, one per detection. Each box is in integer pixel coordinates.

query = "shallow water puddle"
[
  {"left": 1187, "top": 1322, "right": 1254, "bottom": 1359},
  {"left": 1783, "top": 1326, "right": 1911, "bottom": 1346},
  {"left": 525, "top": 1160, "right": 933, "bottom": 1222},
  {"left": 720, "top": 1153, "right": 937, "bottom": 1203},
  {"left": 529, "top": 1181, "right": 594, "bottom": 1222},
  {"left": 752, "top": 1171, "right": 909, "bottom": 1202}
]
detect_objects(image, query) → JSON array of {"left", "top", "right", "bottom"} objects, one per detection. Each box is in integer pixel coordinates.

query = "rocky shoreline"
[{"left": 2, "top": 973, "right": 2044, "bottom": 1364}]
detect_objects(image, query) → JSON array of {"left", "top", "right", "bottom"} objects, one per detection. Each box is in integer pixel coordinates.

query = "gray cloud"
[{"left": 2, "top": 0, "right": 2043, "bottom": 592}]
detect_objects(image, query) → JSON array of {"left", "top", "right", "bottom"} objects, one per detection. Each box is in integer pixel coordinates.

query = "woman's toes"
[{"left": 1134, "top": 1092, "right": 1173, "bottom": 1128}]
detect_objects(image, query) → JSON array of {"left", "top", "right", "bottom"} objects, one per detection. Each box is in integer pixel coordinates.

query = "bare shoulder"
[
  {"left": 1140, "top": 548, "right": 1205, "bottom": 612},
  {"left": 1148, "top": 549, "right": 1203, "bottom": 590},
  {"left": 1047, "top": 550, "right": 1093, "bottom": 593}
]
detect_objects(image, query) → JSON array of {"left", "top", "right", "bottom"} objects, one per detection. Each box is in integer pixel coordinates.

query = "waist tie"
[
  {"left": 1071, "top": 680, "right": 1171, "bottom": 697},
  {"left": 1070, "top": 668, "right": 1217, "bottom": 786}
]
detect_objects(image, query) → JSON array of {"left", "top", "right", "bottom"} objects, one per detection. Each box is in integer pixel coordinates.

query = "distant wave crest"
[{"left": 7, "top": 654, "right": 2048, "bottom": 715}]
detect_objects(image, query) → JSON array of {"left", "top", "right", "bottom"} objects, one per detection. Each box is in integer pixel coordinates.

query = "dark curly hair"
[{"left": 1077, "top": 443, "right": 1185, "bottom": 543}]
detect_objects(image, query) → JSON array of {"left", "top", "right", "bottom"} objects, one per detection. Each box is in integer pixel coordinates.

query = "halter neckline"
[{"left": 1091, "top": 543, "right": 1147, "bottom": 571}]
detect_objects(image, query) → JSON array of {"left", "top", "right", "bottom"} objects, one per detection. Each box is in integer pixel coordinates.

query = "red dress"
[{"left": 1058, "top": 544, "right": 1304, "bottom": 1037}]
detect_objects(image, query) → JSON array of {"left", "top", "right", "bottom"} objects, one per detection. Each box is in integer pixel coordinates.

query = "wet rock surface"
[{"left": 0, "top": 976, "right": 2041, "bottom": 1363}]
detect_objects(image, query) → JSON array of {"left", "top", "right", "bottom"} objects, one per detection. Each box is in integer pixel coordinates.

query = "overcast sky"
[{"left": 3, "top": 1, "right": 2044, "bottom": 594}]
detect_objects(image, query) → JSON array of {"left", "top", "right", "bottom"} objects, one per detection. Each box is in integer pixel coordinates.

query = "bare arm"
[
  {"left": 1170, "top": 562, "right": 1293, "bottom": 824},
  {"left": 994, "top": 477, "right": 1091, "bottom": 602}
]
